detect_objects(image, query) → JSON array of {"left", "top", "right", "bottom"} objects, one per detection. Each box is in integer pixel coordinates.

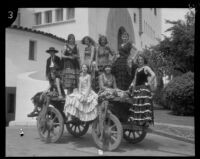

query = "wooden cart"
[{"left": 36, "top": 94, "right": 149, "bottom": 151}]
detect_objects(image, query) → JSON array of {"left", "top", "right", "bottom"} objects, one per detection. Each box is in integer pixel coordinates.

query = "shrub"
[{"left": 162, "top": 71, "right": 194, "bottom": 115}]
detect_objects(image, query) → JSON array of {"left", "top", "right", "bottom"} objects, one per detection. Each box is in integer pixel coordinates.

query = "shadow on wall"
[
  {"left": 29, "top": 70, "right": 47, "bottom": 81},
  {"left": 11, "top": 71, "right": 49, "bottom": 124}
]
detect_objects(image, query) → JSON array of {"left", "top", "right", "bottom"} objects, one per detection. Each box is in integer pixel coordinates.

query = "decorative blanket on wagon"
[
  {"left": 98, "top": 88, "right": 133, "bottom": 122},
  {"left": 98, "top": 88, "right": 131, "bottom": 103}
]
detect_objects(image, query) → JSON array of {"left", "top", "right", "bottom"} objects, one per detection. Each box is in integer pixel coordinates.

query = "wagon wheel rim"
[
  {"left": 37, "top": 106, "right": 64, "bottom": 143},
  {"left": 92, "top": 114, "right": 122, "bottom": 151},
  {"left": 123, "top": 129, "right": 147, "bottom": 144},
  {"left": 66, "top": 118, "right": 90, "bottom": 137}
]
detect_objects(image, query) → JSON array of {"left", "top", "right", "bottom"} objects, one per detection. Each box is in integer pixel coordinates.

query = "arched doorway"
[
  {"left": 106, "top": 8, "right": 135, "bottom": 53},
  {"left": 117, "top": 26, "right": 126, "bottom": 50}
]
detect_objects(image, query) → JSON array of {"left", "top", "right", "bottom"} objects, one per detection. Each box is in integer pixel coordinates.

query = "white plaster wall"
[
  {"left": 32, "top": 8, "right": 89, "bottom": 40},
  {"left": 9, "top": 71, "right": 49, "bottom": 125},
  {"left": 88, "top": 8, "right": 161, "bottom": 52},
  {"left": 88, "top": 8, "right": 110, "bottom": 42},
  {"left": 141, "top": 8, "right": 162, "bottom": 49},
  {"left": 6, "top": 28, "right": 65, "bottom": 87}
]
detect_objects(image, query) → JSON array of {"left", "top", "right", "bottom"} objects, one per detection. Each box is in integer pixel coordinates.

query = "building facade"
[
  {"left": 7, "top": 8, "right": 161, "bottom": 125},
  {"left": 15, "top": 8, "right": 161, "bottom": 51},
  {"left": 6, "top": 26, "right": 65, "bottom": 125}
]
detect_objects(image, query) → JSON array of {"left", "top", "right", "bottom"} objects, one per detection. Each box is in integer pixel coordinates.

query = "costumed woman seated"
[
  {"left": 98, "top": 63, "right": 128, "bottom": 101},
  {"left": 64, "top": 64, "right": 98, "bottom": 122},
  {"left": 27, "top": 69, "right": 65, "bottom": 117},
  {"left": 128, "top": 53, "right": 155, "bottom": 126}
]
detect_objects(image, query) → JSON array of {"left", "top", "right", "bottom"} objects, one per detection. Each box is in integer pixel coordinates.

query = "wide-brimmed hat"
[
  {"left": 103, "top": 61, "right": 113, "bottom": 71},
  {"left": 46, "top": 47, "right": 58, "bottom": 53}
]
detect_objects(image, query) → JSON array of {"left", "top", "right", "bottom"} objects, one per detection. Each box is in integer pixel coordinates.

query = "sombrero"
[{"left": 46, "top": 47, "right": 58, "bottom": 53}]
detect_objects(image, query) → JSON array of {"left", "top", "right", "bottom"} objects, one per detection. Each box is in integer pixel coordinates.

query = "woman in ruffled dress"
[
  {"left": 128, "top": 54, "right": 155, "bottom": 126},
  {"left": 61, "top": 34, "right": 80, "bottom": 94},
  {"left": 112, "top": 32, "right": 136, "bottom": 91},
  {"left": 64, "top": 64, "right": 98, "bottom": 122}
]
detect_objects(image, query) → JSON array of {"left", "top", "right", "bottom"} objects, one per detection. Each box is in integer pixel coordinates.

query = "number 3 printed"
[{"left": 8, "top": 11, "right": 13, "bottom": 19}]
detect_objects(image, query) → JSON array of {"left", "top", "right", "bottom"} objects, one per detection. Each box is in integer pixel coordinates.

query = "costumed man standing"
[
  {"left": 46, "top": 47, "right": 62, "bottom": 80},
  {"left": 27, "top": 47, "right": 63, "bottom": 117}
]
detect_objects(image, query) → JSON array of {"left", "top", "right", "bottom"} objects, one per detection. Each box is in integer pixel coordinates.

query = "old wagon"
[{"left": 35, "top": 90, "right": 150, "bottom": 151}]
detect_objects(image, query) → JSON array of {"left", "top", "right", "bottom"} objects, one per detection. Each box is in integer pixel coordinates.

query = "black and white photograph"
[{"left": 5, "top": 6, "right": 195, "bottom": 156}]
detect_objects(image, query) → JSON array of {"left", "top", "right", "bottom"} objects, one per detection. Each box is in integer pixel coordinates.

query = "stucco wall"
[
  {"left": 6, "top": 28, "right": 65, "bottom": 87},
  {"left": 31, "top": 8, "right": 89, "bottom": 40},
  {"left": 88, "top": 8, "right": 161, "bottom": 51},
  {"left": 141, "top": 8, "right": 162, "bottom": 48},
  {"left": 88, "top": 8, "right": 110, "bottom": 42},
  {"left": 9, "top": 71, "right": 49, "bottom": 125}
]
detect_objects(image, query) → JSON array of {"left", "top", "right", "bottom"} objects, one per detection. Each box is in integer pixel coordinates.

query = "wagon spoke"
[
  {"left": 70, "top": 124, "right": 74, "bottom": 129},
  {"left": 110, "top": 130, "right": 118, "bottom": 135},
  {"left": 51, "top": 112, "right": 56, "bottom": 120},
  {"left": 135, "top": 131, "right": 140, "bottom": 137},
  {"left": 132, "top": 131, "right": 136, "bottom": 139},
  {"left": 52, "top": 116, "right": 57, "bottom": 122},
  {"left": 128, "top": 131, "right": 131, "bottom": 137},
  {"left": 41, "top": 126, "right": 47, "bottom": 134},
  {"left": 108, "top": 140, "right": 112, "bottom": 149},
  {"left": 110, "top": 124, "right": 116, "bottom": 130},
  {"left": 51, "top": 129, "right": 56, "bottom": 136},
  {"left": 47, "top": 130, "right": 51, "bottom": 138},
  {"left": 78, "top": 126, "right": 81, "bottom": 132},
  {"left": 53, "top": 123, "right": 61, "bottom": 126},
  {"left": 74, "top": 126, "right": 77, "bottom": 132},
  {"left": 111, "top": 135, "right": 117, "bottom": 142}
]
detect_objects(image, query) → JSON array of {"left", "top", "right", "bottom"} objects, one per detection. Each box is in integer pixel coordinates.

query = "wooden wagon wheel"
[
  {"left": 123, "top": 128, "right": 147, "bottom": 144},
  {"left": 92, "top": 113, "right": 123, "bottom": 151},
  {"left": 37, "top": 106, "right": 64, "bottom": 143},
  {"left": 66, "top": 118, "right": 90, "bottom": 137}
]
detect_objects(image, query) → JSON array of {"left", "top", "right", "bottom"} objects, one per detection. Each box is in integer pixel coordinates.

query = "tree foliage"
[
  {"left": 143, "top": 9, "right": 195, "bottom": 75},
  {"left": 160, "top": 10, "right": 195, "bottom": 73}
]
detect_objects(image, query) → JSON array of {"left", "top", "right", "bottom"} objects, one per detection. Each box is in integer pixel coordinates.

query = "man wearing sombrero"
[
  {"left": 27, "top": 47, "right": 63, "bottom": 117},
  {"left": 46, "top": 47, "right": 62, "bottom": 80}
]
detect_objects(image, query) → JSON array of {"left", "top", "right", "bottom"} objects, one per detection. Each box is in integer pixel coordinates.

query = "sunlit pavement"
[{"left": 6, "top": 125, "right": 195, "bottom": 156}]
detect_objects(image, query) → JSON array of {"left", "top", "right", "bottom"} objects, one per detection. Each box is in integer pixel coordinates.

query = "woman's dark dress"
[
  {"left": 112, "top": 42, "right": 132, "bottom": 91},
  {"left": 61, "top": 44, "right": 80, "bottom": 91},
  {"left": 129, "top": 67, "right": 154, "bottom": 125}
]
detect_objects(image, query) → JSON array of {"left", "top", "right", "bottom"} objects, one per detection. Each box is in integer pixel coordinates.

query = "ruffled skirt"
[
  {"left": 64, "top": 90, "right": 98, "bottom": 121},
  {"left": 129, "top": 85, "right": 154, "bottom": 125}
]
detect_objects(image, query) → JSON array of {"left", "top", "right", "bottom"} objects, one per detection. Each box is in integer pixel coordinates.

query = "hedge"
[{"left": 161, "top": 71, "right": 194, "bottom": 116}]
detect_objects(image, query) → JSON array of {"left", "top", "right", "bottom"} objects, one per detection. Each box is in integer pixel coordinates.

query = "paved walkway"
[{"left": 6, "top": 125, "right": 195, "bottom": 156}]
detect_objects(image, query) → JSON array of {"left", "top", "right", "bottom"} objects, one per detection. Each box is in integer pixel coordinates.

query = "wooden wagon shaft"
[
  {"left": 37, "top": 95, "right": 50, "bottom": 132},
  {"left": 98, "top": 100, "right": 109, "bottom": 141}
]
